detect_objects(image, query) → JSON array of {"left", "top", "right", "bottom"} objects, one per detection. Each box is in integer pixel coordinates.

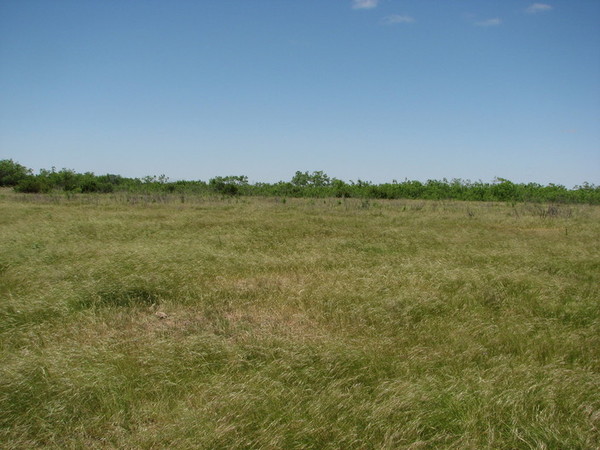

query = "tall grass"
[{"left": 1, "top": 191, "right": 599, "bottom": 448}]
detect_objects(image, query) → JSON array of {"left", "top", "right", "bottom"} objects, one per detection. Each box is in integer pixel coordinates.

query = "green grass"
[{"left": 1, "top": 191, "right": 599, "bottom": 448}]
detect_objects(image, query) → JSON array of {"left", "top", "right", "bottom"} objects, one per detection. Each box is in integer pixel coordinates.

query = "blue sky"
[{"left": 1, "top": 0, "right": 598, "bottom": 186}]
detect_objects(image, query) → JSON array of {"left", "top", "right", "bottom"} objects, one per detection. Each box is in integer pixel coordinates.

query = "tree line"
[{"left": 1, "top": 159, "right": 599, "bottom": 204}]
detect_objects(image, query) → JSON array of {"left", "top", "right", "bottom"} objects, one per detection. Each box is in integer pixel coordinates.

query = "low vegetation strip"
[
  {"left": 1, "top": 193, "right": 599, "bottom": 448},
  {"left": 2, "top": 159, "right": 600, "bottom": 203}
]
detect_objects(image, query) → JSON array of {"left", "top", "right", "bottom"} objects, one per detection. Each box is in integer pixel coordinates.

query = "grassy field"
[{"left": 1, "top": 191, "right": 599, "bottom": 448}]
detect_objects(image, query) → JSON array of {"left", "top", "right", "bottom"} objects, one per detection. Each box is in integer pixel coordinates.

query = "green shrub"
[
  {"left": 0, "top": 159, "right": 32, "bottom": 186},
  {"left": 14, "top": 176, "right": 51, "bottom": 193}
]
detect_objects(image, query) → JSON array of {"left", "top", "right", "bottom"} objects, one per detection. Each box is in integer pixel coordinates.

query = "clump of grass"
[{"left": 73, "top": 285, "right": 162, "bottom": 311}]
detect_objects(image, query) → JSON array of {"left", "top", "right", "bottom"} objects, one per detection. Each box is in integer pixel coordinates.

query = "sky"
[{"left": 0, "top": 0, "right": 599, "bottom": 187}]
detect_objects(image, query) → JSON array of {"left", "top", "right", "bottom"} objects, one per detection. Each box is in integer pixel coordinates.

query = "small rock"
[{"left": 155, "top": 311, "right": 168, "bottom": 319}]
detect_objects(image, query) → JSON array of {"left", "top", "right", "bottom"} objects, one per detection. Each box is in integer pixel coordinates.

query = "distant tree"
[
  {"left": 209, "top": 175, "right": 248, "bottom": 195},
  {"left": 0, "top": 159, "right": 32, "bottom": 186},
  {"left": 291, "top": 171, "right": 331, "bottom": 187},
  {"left": 491, "top": 177, "right": 518, "bottom": 201},
  {"left": 141, "top": 174, "right": 170, "bottom": 185},
  {"left": 55, "top": 168, "right": 79, "bottom": 191},
  {"left": 97, "top": 174, "right": 125, "bottom": 186},
  {"left": 331, "top": 179, "right": 351, "bottom": 198},
  {"left": 309, "top": 171, "right": 331, "bottom": 187},
  {"left": 142, "top": 175, "right": 158, "bottom": 184},
  {"left": 14, "top": 176, "right": 51, "bottom": 193},
  {"left": 291, "top": 171, "right": 310, "bottom": 187}
]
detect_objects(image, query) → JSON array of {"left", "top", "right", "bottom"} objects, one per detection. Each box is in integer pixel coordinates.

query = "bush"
[
  {"left": 209, "top": 176, "right": 248, "bottom": 196},
  {"left": 14, "top": 177, "right": 51, "bottom": 193},
  {"left": 0, "top": 159, "right": 32, "bottom": 186}
]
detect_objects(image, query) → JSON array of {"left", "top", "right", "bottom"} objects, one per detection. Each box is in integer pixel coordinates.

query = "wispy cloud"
[
  {"left": 352, "top": 0, "right": 378, "bottom": 10},
  {"left": 382, "top": 14, "right": 415, "bottom": 25},
  {"left": 526, "top": 3, "right": 553, "bottom": 14},
  {"left": 475, "top": 18, "right": 502, "bottom": 27}
]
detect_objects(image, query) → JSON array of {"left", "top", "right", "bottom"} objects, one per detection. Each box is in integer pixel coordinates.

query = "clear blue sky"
[{"left": 1, "top": 0, "right": 599, "bottom": 186}]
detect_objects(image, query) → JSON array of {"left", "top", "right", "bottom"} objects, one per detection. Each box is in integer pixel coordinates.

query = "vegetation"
[
  {"left": 0, "top": 159, "right": 32, "bottom": 187},
  {"left": 3, "top": 159, "right": 600, "bottom": 203},
  {"left": 1, "top": 191, "right": 598, "bottom": 448}
]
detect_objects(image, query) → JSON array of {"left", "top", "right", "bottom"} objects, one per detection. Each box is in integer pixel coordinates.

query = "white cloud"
[
  {"left": 382, "top": 14, "right": 415, "bottom": 25},
  {"left": 352, "top": 0, "right": 378, "bottom": 10},
  {"left": 526, "top": 3, "right": 553, "bottom": 14},
  {"left": 475, "top": 18, "right": 502, "bottom": 27}
]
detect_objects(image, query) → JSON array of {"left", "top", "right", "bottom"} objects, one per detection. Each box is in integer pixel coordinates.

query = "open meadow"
[{"left": 1, "top": 191, "right": 599, "bottom": 448}]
